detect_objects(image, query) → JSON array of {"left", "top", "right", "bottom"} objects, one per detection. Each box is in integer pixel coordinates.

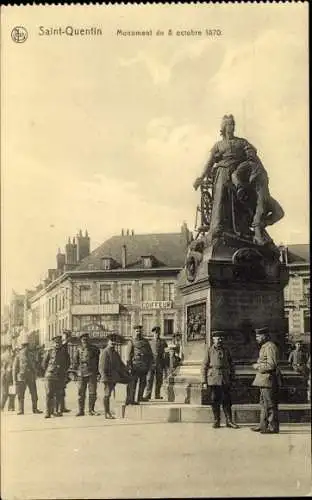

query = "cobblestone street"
[{"left": 1, "top": 380, "right": 311, "bottom": 499}]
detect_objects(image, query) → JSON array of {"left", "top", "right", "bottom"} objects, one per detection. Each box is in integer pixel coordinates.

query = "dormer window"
[
  {"left": 101, "top": 258, "right": 112, "bottom": 270},
  {"left": 142, "top": 256, "right": 152, "bottom": 268}
]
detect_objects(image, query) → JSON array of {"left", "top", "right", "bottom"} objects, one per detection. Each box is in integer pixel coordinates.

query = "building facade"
[
  {"left": 26, "top": 226, "right": 192, "bottom": 344},
  {"left": 281, "top": 244, "right": 310, "bottom": 344},
  {"left": 21, "top": 235, "right": 311, "bottom": 348}
]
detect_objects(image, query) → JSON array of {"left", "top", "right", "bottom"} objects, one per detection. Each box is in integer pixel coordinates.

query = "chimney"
[
  {"left": 72, "top": 237, "right": 77, "bottom": 264},
  {"left": 126, "top": 229, "right": 129, "bottom": 236},
  {"left": 131, "top": 229, "right": 134, "bottom": 236},
  {"left": 121, "top": 229, "right": 124, "bottom": 236},
  {"left": 65, "top": 237, "right": 72, "bottom": 264},
  {"left": 56, "top": 248, "right": 66, "bottom": 271},
  {"left": 77, "top": 229, "right": 90, "bottom": 262},
  {"left": 121, "top": 245, "right": 127, "bottom": 269}
]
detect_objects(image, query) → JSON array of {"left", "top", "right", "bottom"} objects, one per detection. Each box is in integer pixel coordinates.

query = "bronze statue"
[{"left": 193, "top": 115, "right": 284, "bottom": 245}]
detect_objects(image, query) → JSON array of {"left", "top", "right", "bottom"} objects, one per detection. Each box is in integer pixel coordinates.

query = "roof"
[
  {"left": 286, "top": 244, "right": 310, "bottom": 264},
  {"left": 75, "top": 233, "right": 189, "bottom": 271}
]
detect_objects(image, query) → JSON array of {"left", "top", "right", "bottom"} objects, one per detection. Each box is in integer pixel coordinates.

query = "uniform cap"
[
  {"left": 133, "top": 325, "right": 143, "bottom": 330},
  {"left": 211, "top": 330, "right": 226, "bottom": 337},
  {"left": 106, "top": 333, "right": 117, "bottom": 341},
  {"left": 255, "top": 327, "right": 269, "bottom": 335},
  {"left": 79, "top": 332, "right": 89, "bottom": 339},
  {"left": 151, "top": 326, "right": 161, "bottom": 333},
  {"left": 52, "top": 335, "right": 62, "bottom": 341}
]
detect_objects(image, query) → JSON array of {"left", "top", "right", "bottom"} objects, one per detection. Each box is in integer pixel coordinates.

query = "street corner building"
[{"left": 19, "top": 225, "right": 194, "bottom": 353}]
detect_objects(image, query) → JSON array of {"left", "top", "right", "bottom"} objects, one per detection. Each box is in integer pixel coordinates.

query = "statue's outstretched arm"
[{"left": 193, "top": 151, "right": 215, "bottom": 190}]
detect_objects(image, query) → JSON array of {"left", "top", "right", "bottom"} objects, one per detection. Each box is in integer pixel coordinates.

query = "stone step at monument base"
[{"left": 116, "top": 402, "right": 311, "bottom": 424}]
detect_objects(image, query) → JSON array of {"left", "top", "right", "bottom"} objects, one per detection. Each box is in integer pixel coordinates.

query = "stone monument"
[{"left": 168, "top": 114, "right": 306, "bottom": 404}]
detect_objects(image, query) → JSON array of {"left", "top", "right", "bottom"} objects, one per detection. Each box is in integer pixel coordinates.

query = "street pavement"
[{"left": 1, "top": 379, "right": 311, "bottom": 499}]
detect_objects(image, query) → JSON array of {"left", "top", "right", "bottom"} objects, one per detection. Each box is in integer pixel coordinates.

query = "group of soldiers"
[
  {"left": 1, "top": 325, "right": 310, "bottom": 433},
  {"left": 202, "top": 327, "right": 311, "bottom": 433},
  {"left": 1, "top": 325, "right": 183, "bottom": 419}
]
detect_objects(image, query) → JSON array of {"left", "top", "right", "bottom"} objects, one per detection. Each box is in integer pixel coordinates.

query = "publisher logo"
[{"left": 11, "top": 26, "right": 28, "bottom": 43}]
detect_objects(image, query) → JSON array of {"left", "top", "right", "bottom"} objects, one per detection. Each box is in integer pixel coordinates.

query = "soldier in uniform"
[
  {"left": 72, "top": 332, "right": 100, "bottom": 416},
  {"left": 144, "top": 326, "right": 168, "bottom": 401},
  {"left": 1, "top": 345, "right": 16, "bottom": 411},
  {"left": 42, "top": 335, "right": 70, "bottom": 418},
  {"left": 126, "top": 325, "right": 153, "bottom": 405},
  {"left": 202, "top": 331, "right": 239, "bottom": 429},
  {"left": 98, "top": 334, "right": 130, "bottom": 418},
  {"left": 59, "top": 330, "right": 72, "bottom": 413},
  {"left": 13, "top": 335, "right": 42, "bottom": 415},
  {"left": 288, "top": 340, "right": 308, "bottom": 376},
  {"left": 251, "top": 327, "right": 280, "bottom": 434}
]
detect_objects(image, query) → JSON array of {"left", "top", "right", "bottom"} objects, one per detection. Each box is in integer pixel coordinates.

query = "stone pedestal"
[{"left": 168, "top": 233, "right": 306, "bottom": 404}]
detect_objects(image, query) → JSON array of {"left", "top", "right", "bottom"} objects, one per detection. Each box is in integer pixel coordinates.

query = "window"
[
  {"left": 101, "top": 258, "right": 111, "bottom": 270},
  {"left": 142, "top": 257, "right": 152, "bottom": 268},
  {"left": 120, "top": 314, "right": 131, "bottom": 336},
  {"left": 163, "top": 317, "right": 174, "bottom": 336},
  {"left": 120, "top": 284, "right": 132, "bottom": 304},
  {"left": 62, "top": 294, "right": 65, "bottom": 310},
  {"left": 142, "top": 284, "right": 154, "bottom": 302},
  {"left": 163, "top": 283, "right": 175, "bottom": 301},
  {"left": 100, "top": 285, "right": 112, "bottom": 304},
  {"left": 55, "top": 295, "right": 58, "bottom": 313},
  {"left": 303, "top": 278, "right": 310, "bottom": 298},
  {"left": 304, "top": 310, "right": 310, "bottom": 333},
  {"left": 142, "top": 314, "right": 154, "bottom": 336},
  {"left": 80, "top": 285, "right": 92, "bottom": 304}
]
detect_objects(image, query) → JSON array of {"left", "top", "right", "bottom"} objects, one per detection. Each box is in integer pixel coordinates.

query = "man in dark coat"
[
  {"left": 202, "top": 331, "right": 239, "bottom": 429},
  {"left": 42, "top": 335, "right": 70, "bottom": 418},
  {"left": 13, "top": 335, "right": 42, "bottom": 415},
  {"left": 59, "top": 330, "right": 72, "bottom": 413},
  {"left": 72, "top": 332, "right": 100, "bottom": 416},
  {"left": 126, "top": 325, "right": 153, "bottom": 404},
  {"left": 251, "top": 327, "right": 281, "bottom": 434},
  {"left": 144, "top": 326, "right": 168, "bottom": 400},
  {"left": 1, "top": 345, "right": 16, "bottom": 411},
  {"left": 98, "top": 334, "right": 130, "bottom": 418}
]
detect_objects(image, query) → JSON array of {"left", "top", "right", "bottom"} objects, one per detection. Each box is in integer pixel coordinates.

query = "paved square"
[{"left": 1, "top": 380, "right": 311, "bottom": 499}]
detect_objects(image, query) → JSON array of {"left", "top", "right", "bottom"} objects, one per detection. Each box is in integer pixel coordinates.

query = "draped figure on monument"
[{"left": 193, "top": 114, "right": 284, "bottom": 246}]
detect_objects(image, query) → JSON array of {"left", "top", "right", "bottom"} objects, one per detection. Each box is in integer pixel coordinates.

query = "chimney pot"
[{"left": 121, "top": 245, "right": 127, "bottom": 269}]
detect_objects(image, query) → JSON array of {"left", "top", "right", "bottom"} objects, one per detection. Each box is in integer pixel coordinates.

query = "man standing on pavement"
[
  {"left": 1, "top": 345, "right": 16, "bottom": 411},
  {"left": 72, "top": 332, "right": 100, "bottom": 416},
  {"left": 126, "top": 325, "right": 153, "bottom": 405},
  {"left": 251, "top": 326, "right": 280, "bottom": 434},
  {"left": 59, "top": 330, "right": 72, "bottom": 413},
  {"left": 42, "top": 335, "right": 70, "bottom": 418},
  {"left": 144, "top": 326, "right": 167, "bottom": 401},
  {"left": 98, "top": 334, "right": 130, "bottom": 419},
  {"left": 288, "top": 340, "right": 308, "bottom": 376},
  {"left": 13, "top": 334, "right": 42, "bottom": 415},
  {"left": 201, "top": 331, "right": 239, "bottom": 429}
]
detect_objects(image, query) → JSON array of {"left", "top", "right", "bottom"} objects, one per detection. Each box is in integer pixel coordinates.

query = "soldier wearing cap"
[
  {"left": 251, "top": 326, "right": 280, "bottom": 434},
  {"left": 143, "top": 326, "right": 168, "bottom": 401},
  {"left": 59, "top": 330, "right": 72, "bottom": 413},
  {"left": 1, "top": 345, "right": 16, "bottom": 412},
  {"left": 72, "top": 332, "right": 100, "bottom": 416},
  {"left": 13, "top": 334, "right": 42, "bottom": 415},
  {"left": 98, "top": 334, "right": 130, "bottom": 418},
  {"left": 202, "top": 331, "right": 239, "bottom": 429},
  {"left": 126, "top": 325, "right": 153, "bottom": 404},
  {"left": 42, "top": 335, "right": 71, "bottom": 418},
  {"left": 288, "top": 340, "right": 308, "bottom": 376}
]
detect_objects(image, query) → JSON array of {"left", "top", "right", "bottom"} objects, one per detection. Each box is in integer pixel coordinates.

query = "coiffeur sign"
[{"left": 142, "top": 301, "right": 172, "bottom": 310}]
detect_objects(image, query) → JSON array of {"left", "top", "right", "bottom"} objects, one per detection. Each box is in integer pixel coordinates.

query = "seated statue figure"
[{"left": 193, "top": 114, "right": 284, "bottom": 245}]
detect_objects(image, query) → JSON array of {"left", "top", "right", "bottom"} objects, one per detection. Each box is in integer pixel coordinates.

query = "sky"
[{"left": 1, "top": 3, "right": 309, "bottom": 306}]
